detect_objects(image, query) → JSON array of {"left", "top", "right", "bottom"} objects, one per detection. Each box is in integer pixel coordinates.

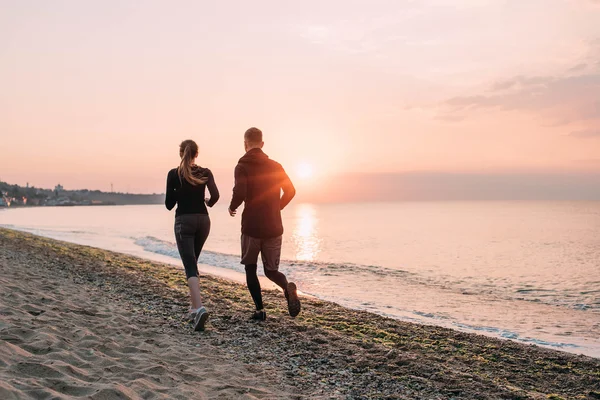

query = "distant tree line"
[{"left": 0, "top": 181, "right": 165, "bottom": 206}]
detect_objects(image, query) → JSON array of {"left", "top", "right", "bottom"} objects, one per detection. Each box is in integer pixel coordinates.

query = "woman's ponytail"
[{"left": 178, "top": 140, "right": 208, "bottom": 186}]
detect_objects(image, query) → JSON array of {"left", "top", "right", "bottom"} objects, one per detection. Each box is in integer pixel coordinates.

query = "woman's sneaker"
[
  {"left": 285, "top": 282, "right": 301, "bottom": 318},
  {"left": 188, "top": 309, "right": 198, "bottom": 322},
  {"left": 193, "top": 307, "right": 209, "bottom": 331},
  {"left": 251, "top": 309, "right": 267, "bottom": 321}
]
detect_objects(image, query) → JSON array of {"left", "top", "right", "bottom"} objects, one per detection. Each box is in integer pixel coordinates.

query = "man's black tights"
[{"left": 244, "top": 264, "right": 289, "bottom": 310}]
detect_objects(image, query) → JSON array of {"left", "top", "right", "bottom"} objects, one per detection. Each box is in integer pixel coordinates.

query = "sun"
[{"left": 296, "top": 162, "right": 314, "bottom": 180}]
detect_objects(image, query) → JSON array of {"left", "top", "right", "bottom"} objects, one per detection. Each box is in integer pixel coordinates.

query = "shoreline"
[
  {"left": 6, "top": 220, "right": 597, "bottom": 358},
  {"left": 1, "top": 227, "right": 599, "bottom": 399}
]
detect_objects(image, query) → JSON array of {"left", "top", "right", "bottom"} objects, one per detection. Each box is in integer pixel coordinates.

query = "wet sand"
[{"left": 1, "top": 228, "right": 599, "bottom": 399}]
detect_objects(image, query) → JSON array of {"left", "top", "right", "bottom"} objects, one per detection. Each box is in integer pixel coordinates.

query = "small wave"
[
  {"left": 402, "top": 310, "right": 581, "bottom": 350},
  {"left": 452, "top": 322, "right": 579, "bottom": 349},
  {"left": 134, "top": 236, "right": 247, "bottom": 274},
  {"left": 581, "top": 290, "right": 600, "bottom": 295},
  {"left": 413, "top": 310, "right": 449, "bottom": 320},
  {"left": 68, "top": 230, "right": 96, "bottom": 235},
  {"left": 515, "top": 288, "right": 556, "bottom": 293}
]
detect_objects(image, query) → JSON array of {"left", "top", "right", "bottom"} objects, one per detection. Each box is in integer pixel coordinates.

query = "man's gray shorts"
[{"left": 240, "top": 234, "right": 282, "bottom": 271}]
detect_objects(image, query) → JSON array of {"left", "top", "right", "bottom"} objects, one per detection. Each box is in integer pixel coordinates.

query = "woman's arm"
[
  {"left": 205, "top": 170, "right": 220, "bottom": 207},
  {"left": 165, "top": 170, "right": 178, "bottom": 210}
]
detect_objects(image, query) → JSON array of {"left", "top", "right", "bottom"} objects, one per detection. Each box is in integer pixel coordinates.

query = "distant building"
[
  {"left": 10, "top": 197, "right": 25, "bottom": 206},
  {"left": 54, "top": 184, "right": 64, "bottom": 197}
]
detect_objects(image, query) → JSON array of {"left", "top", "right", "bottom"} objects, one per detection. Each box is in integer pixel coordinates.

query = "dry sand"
[
  {"left": 0, "top": 235, "right": 292, "bottom": 399},
  {"left": 1, "top": 228, "right": 599, "bottom": 399}
]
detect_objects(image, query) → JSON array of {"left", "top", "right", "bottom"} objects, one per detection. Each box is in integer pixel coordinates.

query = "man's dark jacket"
[{"left": 229, "top": 148, "right": 296, "bottom": 238}]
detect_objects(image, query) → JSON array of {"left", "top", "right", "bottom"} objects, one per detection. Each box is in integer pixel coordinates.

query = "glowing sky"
[{"left": 1, "top": 1, "right": 599, "bottom": 196}]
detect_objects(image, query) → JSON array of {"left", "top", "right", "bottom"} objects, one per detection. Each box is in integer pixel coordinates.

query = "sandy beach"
[{"left": 1, "top": 228, "right": 599, "bottom": 399}]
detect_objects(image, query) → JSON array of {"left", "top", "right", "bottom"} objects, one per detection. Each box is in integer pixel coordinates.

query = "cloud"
[
  {"left": 436, "top": 39, "right": 600, "bottom": 127},
  {"left": 568, "top": 63, "right": 588, "bottom": 73},
  {"left": 445, "top": 75, "right": 599, "bottom": 115},
  {"left": 570, "top": 130, "right": 600, "bottom": 138},
  {"left": 488, "top": 76, "right": 551, "bottom": 92}
]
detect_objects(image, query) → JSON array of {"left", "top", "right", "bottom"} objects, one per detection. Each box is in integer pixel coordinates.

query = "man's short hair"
[{"left": 244, "top": 127, "right": 263, "bottom": 144}]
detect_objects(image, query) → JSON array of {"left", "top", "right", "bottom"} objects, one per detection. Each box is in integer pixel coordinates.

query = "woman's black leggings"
[{"left": 174, "top": 214, "right": 211, "bottom": 279}]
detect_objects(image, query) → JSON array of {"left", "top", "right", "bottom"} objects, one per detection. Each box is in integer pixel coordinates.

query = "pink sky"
[{"left": 1, "top": 0, "right": 599, "bottom": 195}]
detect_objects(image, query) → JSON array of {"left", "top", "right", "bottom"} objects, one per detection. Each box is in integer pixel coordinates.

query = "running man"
[{"left": 228, "top": 127, "right": 301, "bottom": 320}]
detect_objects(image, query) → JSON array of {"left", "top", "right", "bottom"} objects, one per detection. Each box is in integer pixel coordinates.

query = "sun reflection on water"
[{"left": 292, "top": 203, "right": 321, "bottom": 261}]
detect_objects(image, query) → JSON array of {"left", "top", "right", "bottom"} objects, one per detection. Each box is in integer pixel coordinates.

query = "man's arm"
[
  {"left": 280, "top": 166, "right": 296, "bottom": 210},
  {"left": 165, "top": 170, "right": 178, "bottom": 210},
  {"left": 228, "top": 164, "right": 247, "bottom": 215}
]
